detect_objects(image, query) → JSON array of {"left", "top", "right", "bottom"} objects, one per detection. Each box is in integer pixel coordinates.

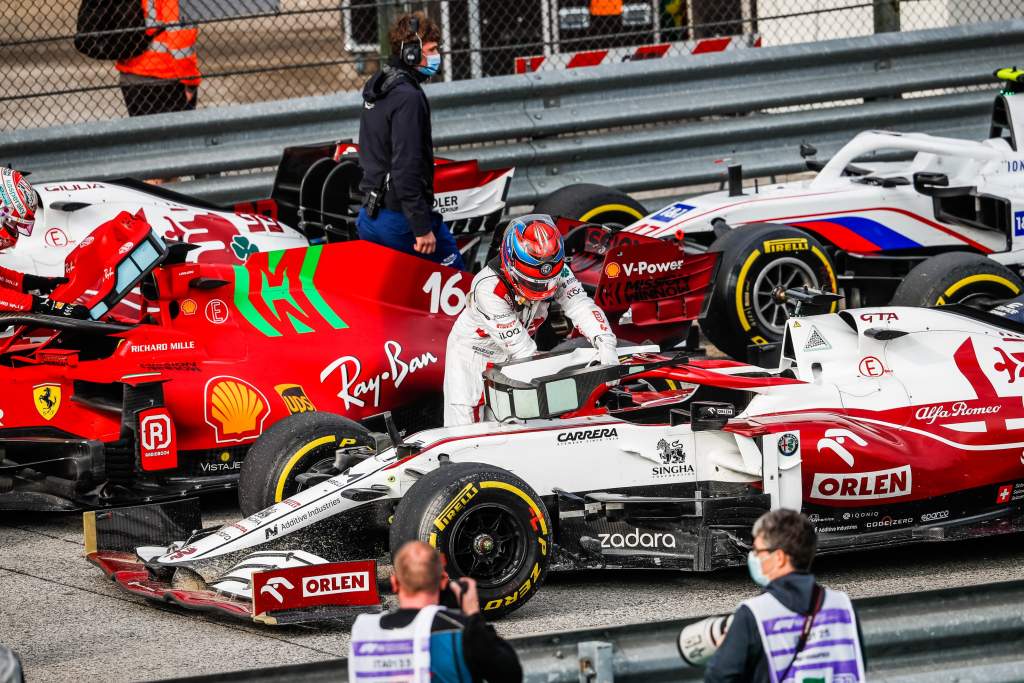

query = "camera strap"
[{"left": 778, "top": 583, "right": 824, "bottom": 682}]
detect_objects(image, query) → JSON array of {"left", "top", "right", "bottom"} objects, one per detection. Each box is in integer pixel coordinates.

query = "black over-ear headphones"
[{"left": 400, "top": 16, "right": 422, "bottom": 67}]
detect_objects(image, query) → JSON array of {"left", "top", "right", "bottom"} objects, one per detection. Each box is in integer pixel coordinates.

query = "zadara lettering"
[
  {"left": 599, "top": 530, "right": 677, "bottom": 549},
  {"left": 320, "top": 340, "right": 438, "bottom": 410},
  {"left": 434, "top": 483, "right": 479, "bottom": 531}
]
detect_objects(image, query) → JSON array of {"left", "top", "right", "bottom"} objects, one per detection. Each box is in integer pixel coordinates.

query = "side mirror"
[
  {"left": 690, "top": 401, "right": 735, "bottom": 431},
  {"left": 913, "top": 171, "right": 973, "bottom": 198}
]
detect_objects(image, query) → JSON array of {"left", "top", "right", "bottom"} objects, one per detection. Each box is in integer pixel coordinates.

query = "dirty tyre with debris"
[
  {"left": 238, "top": 412, "right": 372, "bottom": 517},
  {"left": 701, "top": 223, "right": 838, "bottom": 361},
  {"left": 390, "top": 462, "right": 552, "bottom": 618},
  {"left": 534, "top": 183, "right": 647, "bottom": 228}
]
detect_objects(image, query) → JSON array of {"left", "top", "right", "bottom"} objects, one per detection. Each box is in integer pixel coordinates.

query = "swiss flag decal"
[{"left": 996, "top": 485, "right": 1013, "bottom": 504}]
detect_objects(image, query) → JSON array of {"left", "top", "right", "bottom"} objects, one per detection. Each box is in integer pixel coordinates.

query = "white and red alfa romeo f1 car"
[{"left": 87, "top": 292, "right": 1024, "bottom": 622}]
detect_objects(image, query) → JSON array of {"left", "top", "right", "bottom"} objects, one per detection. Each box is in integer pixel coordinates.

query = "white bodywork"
[
  {"left": 1, "top": 181, "right": 306, "bottom": 276},
  {"left": 625, "top": 95, "right": 1024, "bottom": 262},
  {"left": 144, "top": 305, "right": 1024, "bottom": 601}
]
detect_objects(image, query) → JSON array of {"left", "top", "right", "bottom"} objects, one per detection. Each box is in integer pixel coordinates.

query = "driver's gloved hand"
[
  {"left": 593, "top": 334, "right": 620, "bottom": 366},
  {"left": 22, "top": 274, "right": 68, "bottom": 295},
  {"left": 32, "top": 296, "right": 89, "bottom": 319}
]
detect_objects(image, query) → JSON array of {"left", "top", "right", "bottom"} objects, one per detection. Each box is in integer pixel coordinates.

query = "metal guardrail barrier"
[
  {"left": 2, "top": 20, "right": 1020, "bottom": 208},
  {"left": 157, "top": 579, "right": 1024, "bottom": 683}
]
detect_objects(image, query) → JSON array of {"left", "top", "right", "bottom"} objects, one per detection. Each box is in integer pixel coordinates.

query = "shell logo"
[
  {"left": 604, "top": 262, "right": 621, "bottom": 278},
  {"left": 181, "top": 299, "right": 198, "bottom": 316},
  {"left": 204, "top": 376, "right": 271, "bottom": 443}
]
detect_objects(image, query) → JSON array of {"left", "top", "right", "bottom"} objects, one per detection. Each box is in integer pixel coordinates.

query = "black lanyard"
[{"left": 778, "top": 584, "right": 824, "bottom": 682}]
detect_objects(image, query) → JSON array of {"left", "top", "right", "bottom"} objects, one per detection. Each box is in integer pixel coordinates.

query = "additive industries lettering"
[
  {"left": 320, "top": 340, "right": 439, "bottom": 410},
  {"left": 556, "top": 427, "right": 619, "bottom": 444},
  {"left": 815, "top": 524, "right": 857, "bottom": 533},
  {"left": 598, "top": 529, "right": 677, "bottom": 549}
]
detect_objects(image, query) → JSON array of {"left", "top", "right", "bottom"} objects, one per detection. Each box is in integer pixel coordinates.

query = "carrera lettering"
[
  {"left": 915, "top": 402, "right": 1001, "bottom": 425},
  {"left": 434, "top": 483, "right": 479, "bottom": 531},
  {"left": 811, "top": 465, "right": 912, "bottom": 500},
  {"left": 556, "top": 428, "right": 618, "bottom": 444},
  {"left": 598, "top": 530, "right": 677, "bottom": 549}
]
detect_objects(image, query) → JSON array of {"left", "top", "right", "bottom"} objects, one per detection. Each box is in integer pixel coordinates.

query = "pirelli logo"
[
  {"left": 763, "top": 238, "right": 808, "bottom": 253},
  {"left": 434, "top": 483, "right": 479, "bottom": 531}
]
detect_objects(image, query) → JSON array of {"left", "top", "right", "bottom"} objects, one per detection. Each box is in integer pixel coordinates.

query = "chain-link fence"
[{"left": 0, "top": 0, "right": 1019, "bottom": 130}]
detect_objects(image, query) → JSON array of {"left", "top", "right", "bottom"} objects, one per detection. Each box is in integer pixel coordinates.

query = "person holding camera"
[
  {"left": 356, "top": 12, "right": 463, "bottom": 270},
  {"left": 349, "top": 541, "right": 522, "bottom": 683},
  {"left": 690, "top": 509, "right": 866, "bottom": 682}
]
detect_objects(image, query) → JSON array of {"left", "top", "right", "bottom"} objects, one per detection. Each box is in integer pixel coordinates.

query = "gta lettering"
[
  {"left": 859, "top": 312, "right": 899, "bottom": 323},
  {"left": 423, "top": 271, "right": 466, "bottom": 316},
  {"left": 434, "top": 483, "right": 479, "bottom": 531},
  {"left": 302, "top": 571, "right": 369, "bottom": 597},
  {"left": 811, "top": 465, "right": 912, "bottom": 500},
  {"left": 599, "top": 530, "right": 677, "bottom": 549},
  {"left": 621, "top": 259, "right": 685, "bottom": 277},
  {"left": 320, "top": 340, "right": 439, "bottom": 410},
  {"left": 915, "top": 401, "right": 1001, "bottom": 425}
]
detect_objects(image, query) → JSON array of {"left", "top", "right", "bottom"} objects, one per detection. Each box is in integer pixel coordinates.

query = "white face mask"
[{"left": 747, "top": 550, "right": 771, "bottom": 587}]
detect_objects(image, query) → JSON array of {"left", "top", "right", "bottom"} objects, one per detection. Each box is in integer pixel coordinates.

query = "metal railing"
[
  {"left": 3, "top": 20, "right": 1021, "bottom": 208},
  {"left": 155, "top": 578, "right": 1024, "bottom": 682}
]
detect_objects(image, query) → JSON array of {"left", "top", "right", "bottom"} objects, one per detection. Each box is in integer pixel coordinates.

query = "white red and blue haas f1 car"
[
  {"left": 575, "top": 67, "right": 1024, "bottom": 360},
  {"left": 86, "top": 290, "right": 1024, "bottom": 622}
]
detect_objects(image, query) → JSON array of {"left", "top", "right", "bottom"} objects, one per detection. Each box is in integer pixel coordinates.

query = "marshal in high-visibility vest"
[{"left": 116, "top": 0, "right": 201, "bottom": 116}]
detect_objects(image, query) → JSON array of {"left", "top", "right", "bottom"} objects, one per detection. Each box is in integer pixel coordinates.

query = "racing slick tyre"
[
  {"left": 389, "top": 462, "right": 552, "bottom": 618},
  {"left": 890, "top": 252, "right": 1023, "bottom": 308},
  {"left": 238, "top": 412, "right": 372, "bottom": 516},
  {"left": 701, "top": 223, "right": 838, "bottom": 361},
  {"left": 533, "top": 183, "right": 647, "bottom": 228}
]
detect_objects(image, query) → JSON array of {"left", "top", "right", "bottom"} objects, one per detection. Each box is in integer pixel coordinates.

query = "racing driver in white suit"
[{"left": 443, "top": 214, "right": 618, "bottom": 425}]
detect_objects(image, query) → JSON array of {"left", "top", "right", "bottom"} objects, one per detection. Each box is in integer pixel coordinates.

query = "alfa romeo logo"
[{"left": 778, "top": 433, "right": 799, "bottom": 456}]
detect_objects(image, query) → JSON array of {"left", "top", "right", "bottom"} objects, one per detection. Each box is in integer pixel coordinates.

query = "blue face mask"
[
  {"left": 418, "top": 53, "right": 442, "bottom": 77},
  {"left": 747, "top": 550, "right": 771, "bottom": 588}
]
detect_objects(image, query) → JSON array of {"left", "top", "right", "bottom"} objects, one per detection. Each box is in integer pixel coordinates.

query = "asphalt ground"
[{"left": 2, "top": 491, "right": 1024, "bottom": 682}]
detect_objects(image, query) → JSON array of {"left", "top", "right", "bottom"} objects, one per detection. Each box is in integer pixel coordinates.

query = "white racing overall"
[
  {"left": 349, "top": 605, "right": 442, "bottom": 683},
  {"left": 443, "top": 264, "right": 616, "bottom": 426},
  {"left": 744, "top": 589, "right": 866, "bottom": 683}
]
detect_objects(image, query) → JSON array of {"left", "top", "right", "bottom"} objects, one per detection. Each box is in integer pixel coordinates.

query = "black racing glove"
[
  {"left": 22, "top": 274, "right": 68, "bottom": 295},
  {"left": 31, "top": 296, "right": 90, "bottom": 320}
]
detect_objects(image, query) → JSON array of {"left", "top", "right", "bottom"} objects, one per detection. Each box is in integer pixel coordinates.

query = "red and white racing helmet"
[
  {"left": 0, "top": 169, "right": 37, "bottom": 250},
  {"left": 499, "top": 213, "right": 565, "bottom": 301}
]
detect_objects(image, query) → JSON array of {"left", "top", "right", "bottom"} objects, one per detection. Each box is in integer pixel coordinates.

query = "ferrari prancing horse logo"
[{"left": 33, "top": 383, "right": 61, "bottom": 421}]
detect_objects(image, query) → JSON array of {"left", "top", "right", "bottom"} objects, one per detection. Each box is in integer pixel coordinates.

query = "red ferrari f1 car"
[{"left": 0, "top": 147, "right": 713, "bottom": 511}]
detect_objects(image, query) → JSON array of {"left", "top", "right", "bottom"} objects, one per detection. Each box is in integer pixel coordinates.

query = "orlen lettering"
[
  {"left": 915, "top": 401, "right": 1000, "bottom": 425},
  {"left": 434, "top": 483, "right": 479, "bottom": 531},
  {"left": 811, "top": 465, "right": 911, "bottom": 501},
  {"left": 320, "top": 340, "right": 438, "bottom": 410},
  {"left": 302, "top": 571, "right": 369, "bottom": 597},
  {"left": 599, "top": 529, "right": 677, "bottom": 549},
  {"left": 556, "top": 427, "right": 619, "bottom": 444}
]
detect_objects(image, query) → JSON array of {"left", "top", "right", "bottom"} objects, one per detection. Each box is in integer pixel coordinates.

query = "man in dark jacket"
[
  {"left": 357, "top": 12, "right": 463, "bottom": 269},
  {"left": 704, "top": 510, "right": 867, "bottom": 683},
  {"left": 349, "top": 541, "right": 521, "bottom": 682}
]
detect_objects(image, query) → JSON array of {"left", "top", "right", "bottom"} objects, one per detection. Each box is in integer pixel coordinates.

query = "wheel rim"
[
  {"left": 752, "top": 257, "right": 819, "bottom": 335},
  {"left": 448, "top": 503, "right": 528, "bottom": 588},
  {"left": 294, "top": 456, "right": 336, "bottom": 494}
]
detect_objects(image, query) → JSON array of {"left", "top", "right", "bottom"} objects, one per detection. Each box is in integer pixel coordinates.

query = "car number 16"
[{"left": 423, "top": 272, "right": 466, "bottom": 316}]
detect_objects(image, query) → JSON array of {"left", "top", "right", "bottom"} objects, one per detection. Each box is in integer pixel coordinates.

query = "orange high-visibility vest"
[
  {"left": 117, "top": 0, "right": 200, "bottom": 86},
  {"left": 591, "top": 0, "right": 623, "bottom": 16}
]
